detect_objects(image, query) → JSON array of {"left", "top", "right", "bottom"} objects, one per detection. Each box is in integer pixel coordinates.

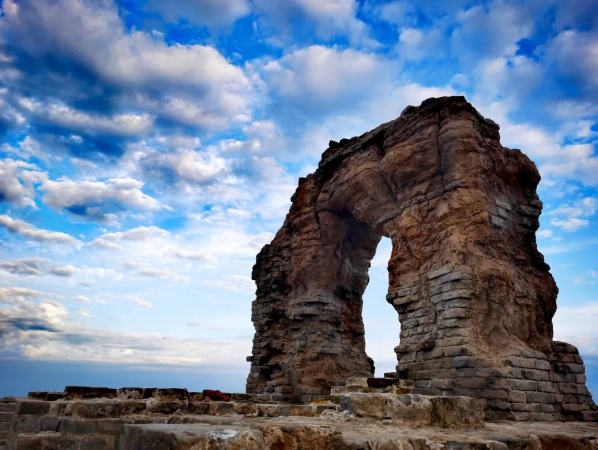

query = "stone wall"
[
  {"left": 245, "top": 96, "right": 597, "bottom": 421},
  {"left": 3, "top": 389, "right": 598, "bottom": 449},
  {"left": 0, "top": 397, "right": 17, "bottom": 450}
]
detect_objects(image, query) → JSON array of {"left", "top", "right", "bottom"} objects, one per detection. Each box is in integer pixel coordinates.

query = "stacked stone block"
[
  {"left": 4, "top": 388, "right": 597, "bottom": 449},
  {"left": 0, "top": 397, "right": 17, "bottom": 450}
]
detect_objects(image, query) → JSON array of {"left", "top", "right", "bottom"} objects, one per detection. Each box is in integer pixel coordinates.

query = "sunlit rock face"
[{"left": 246, "top": 96, "right": 597, "bottom": 421}]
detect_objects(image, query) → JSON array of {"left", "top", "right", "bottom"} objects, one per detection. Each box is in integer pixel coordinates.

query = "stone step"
[
  {"left": 14, "top": 432, "right": 115, "bottom": 449},
  {"left": 0, "top": 404, "right": 15, "bottom": 413},
  {"left": 338, "top": 377, "right": 414, "bottom": 394},
  {"left": 337, "top": 393, "right": 486, "bottom": 428},
  {"left": 0, "top": 413, "right": 12, "bottom": 422},
  {"left": 384, "top": 372, "right": 398, "bottom": 379}
]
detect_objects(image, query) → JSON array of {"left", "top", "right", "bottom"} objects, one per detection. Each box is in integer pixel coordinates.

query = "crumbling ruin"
[
  {"left": 2, "top": 97, "right": 596, "bottom": 450},
  {"left": 247, "top": 96, "right": 597, "bottom": 421}
]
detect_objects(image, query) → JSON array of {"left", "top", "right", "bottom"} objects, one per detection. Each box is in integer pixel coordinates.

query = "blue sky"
[{"left": 1, "top": 0, "right": 597, "bottom": 398}]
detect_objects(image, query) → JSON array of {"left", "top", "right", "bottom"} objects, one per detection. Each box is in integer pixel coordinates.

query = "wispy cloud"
[{"left": 0, "top": 215, "right": 80, "bottom": 246}]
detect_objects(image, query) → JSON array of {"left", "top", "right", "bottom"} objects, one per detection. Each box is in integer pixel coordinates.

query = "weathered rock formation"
[
  {"left": 246, "top": 96, "right": 597, "bottom": 421},
  {"left": 3, "top": 389, "right": 598, "bottom": 449}
]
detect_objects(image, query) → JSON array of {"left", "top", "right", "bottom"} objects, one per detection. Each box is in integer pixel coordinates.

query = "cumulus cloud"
[
  {"left": 451, "top": 1, "right": 535, "bottom": 61},
  {"left": 0, "top": 158, "right": 47, "bottom": 207},
  {"left": 41, "top": 177, "right": 165, "bottom": 223},
  {"left": 0, "top": 258, "right": 44, "bottom": 276},
  {"left": 0, "top": 0, "right": 252, "bottom": 159},
  {"left": 259, "top": 45, "right": 395, "bottom": 124},
  {"left": 550, "top": 218, "right": 590, "bottom": 232},
  {"left": 0, "top": 286, "right": 47, "bottom": 303},
  {"left": 554, "top": 301, "right": 598, "bottom": 356},
  {"left": 204, "top": 274, "right": 254, "bottom": 292},
  {"left": 487, "top": 109, "right": 598, "bottom": 187},
  {"left": 168, "top": 249, "right": 217, "bottom": 264},
  {"left": 0, "top": 284, "right": 250, "bottom": 365},
  {"left": 123, "top": 261, "right": 189, "bottom": 282},
  {"left": 549, "top": 197, "right": 598, "bottom": 218},
  {"left": 396, "top": 27, "right": 443, "bottom": 61},
  {"left": 145, "top": 0, "right": 250, "bottom": 27},
  {"left": 95, "top": 226, "right": 171, "bottom": 242},
  {"left": 17, "top": 99, "right": 154, "bottom": 137},
  {"left": 548, "top": 197, "right": 597, "bottom": 232},
  {"left": 254, "top": 0, "right": 375, "bottom": 47},
  {"left": 47, "top": 265, "right": 77, "bottom": 277},
  {"left": 135, "top": 148, "right": 230, "bottom": 187},
  {"left": 547, "top": 30, "right": 598, "bottom": 100},
  {"left": 123, "top": 295, "right": 153, "bottom": 309},
  {"left": 187, "top": 318, "right": 203, "bottom": 327},
  {"left": 88, "top": 238, "right": 123, "bottom": 250},
  {"left": 0, "top": 215, "right": 80, "bottom": 245}
]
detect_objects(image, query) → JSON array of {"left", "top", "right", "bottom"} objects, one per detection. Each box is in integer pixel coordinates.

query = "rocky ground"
[{"left": 2, "top": 383, "right": 597, "bottom": 449}]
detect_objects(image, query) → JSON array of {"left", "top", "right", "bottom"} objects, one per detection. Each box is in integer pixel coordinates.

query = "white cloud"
[
  {"left": 396, "top": 27, "right": 442, "bottom": 61},
  {"left": 124, "top": 295, "right": 153, "bottom": 309},
  {"left": 0, "top": 158, "right": 47, "bottom": 207},
  {"left": 537, "top": 229, "right": 553, "bottom": 238},
  {"left": 73, "top": 295, "right": 92, "bottom": 303},
  {"left": 88, "top": 238, "right": 123, "bottom": 250},
  {"left": 2, "top": 0, "right": 252, "bottom": 130},
  {"left": 249, "top": 232, "right": 275, "bottom": 250},
  {"left": 572, "top": 272, "right": 598, "bottom": 286},
  {"left": 123, "top": 261, "right": 189, "bottom": 282},
  {"left": 77, "top": 309, "right": 91, "bottom": 318},
  {"left": 96, "top": 226, "right": 171, "bottom": 242},
  {"left": 549, "top": 197, "right": 598, "bottom": 219},
  {"left": 17, "top": 99, "right": 154, "bottom": 137},
  {"left": 477, "top": 103, "right": 598, "bottom": 187},
  {"left": 41, "top": 177, "right": 165, "bottom": 222},
  {"left": 0, "top": 258, "right": 44, "bottom": 276},
  {"left": 168, "top": 249, "right": 217, "bottom": 264},
  {"left": 451, "top": 1, "right": 534, "bottom": 60},
  {"left": 135, "top": 148, "right": 229, "bottom": 185},
  {"left": 554, "top": 301, "right": 598, "bottom": 356},
  {"left": 187, "top": 318, "right": 203, "bottom": 327},
  {"left": 0, "top": 286, "right": 47, "bottom": 303},
  {"left": 204, "top": 274, "right": 254, "bottom": 292},
  {"left": 0, "top": 214, "right": 80, "bottom": 245},
  {"left": 550, "top": 218, "right": 590, "bottom": 232},
  {"left": 375, "top": 1, "right": 409, "bottom": 25},
  {"left": 146, "top": 0, "right": 250, "bottom": 27},
  {"left": 547, "top": 197, "right": 597, "bottom": 232},
  {"left": 254, "top": 0, "right": 375, "bottom": 46},
  {"left": 47, "top": 265, "right": 77, "bottom": 277},
  {"left": 548, "top": 30, "right": 598, "bottom": 96},
  {"left": 260, "top": 45, "right": 395, "bottom": 120}
]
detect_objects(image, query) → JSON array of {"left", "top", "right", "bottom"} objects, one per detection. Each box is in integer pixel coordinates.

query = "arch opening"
[{"left": 362, "top": 236, "right": 400, "bottom": 377}]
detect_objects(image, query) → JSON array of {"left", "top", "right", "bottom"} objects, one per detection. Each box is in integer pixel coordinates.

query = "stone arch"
[{"left": 246, "top": 96, "right": 596, "bottom": 421}]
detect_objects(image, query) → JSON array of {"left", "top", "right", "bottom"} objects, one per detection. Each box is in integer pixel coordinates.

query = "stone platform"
[{"left": 3, "top": 383, "right": 597, "bottom": 449}]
